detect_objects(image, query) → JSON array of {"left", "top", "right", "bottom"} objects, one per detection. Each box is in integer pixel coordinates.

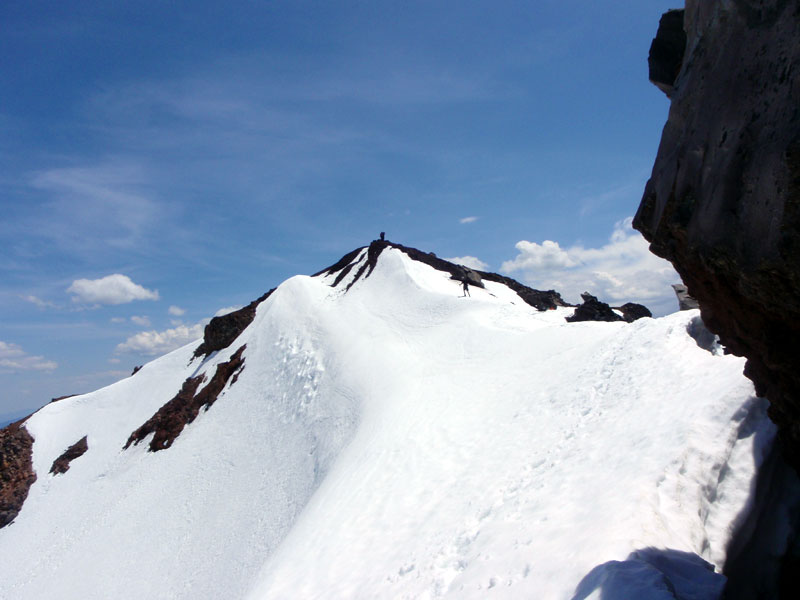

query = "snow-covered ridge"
[{"left": 0, "top": 242, "right": 773, "bottom": 599}]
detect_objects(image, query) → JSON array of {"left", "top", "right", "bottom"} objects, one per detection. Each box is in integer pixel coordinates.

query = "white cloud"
[
  {"left": 444, "top": 256, "right": 489, "bottom": 271},
  {"left": 115, "top": 323, "right": 205, "bottom": 356},
  {"left": 67, "top": 274, "right": 159, "bottom": 305},
  {"left": 108, "top": 357, "right": 121, "bottom": 364},
  {"left": 0, "top": 340, "right": 57, "bottom": 372},
  {"left": 130, "top": 315, "right": 151, "bottom": 327},
  {"left": 110, "top": 317, "right": 126, "bottom": 323},
  {"left": 168, "top": 305, "right": 186, "bottom": 316},
  {"left": 501, "top": 218, "right": 680, "bottom": 315},
  {"left": 502, "top": 239, "right": 578, "bottom": 270},
  {"left": 459, "top": 216, "right": 479, "bottom": 224}
]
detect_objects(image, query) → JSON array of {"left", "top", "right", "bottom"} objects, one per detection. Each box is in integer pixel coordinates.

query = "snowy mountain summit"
[{"left": 0, "top": 240, "right": 773, "bottom": 599}]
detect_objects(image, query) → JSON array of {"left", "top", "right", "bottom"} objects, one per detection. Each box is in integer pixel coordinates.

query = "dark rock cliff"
[{"left": 634, "top": 0, "right": 800, "bottom": 469}]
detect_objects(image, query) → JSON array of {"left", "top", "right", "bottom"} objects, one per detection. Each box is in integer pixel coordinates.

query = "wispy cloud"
[
  {"left": 501, "top": 218, "right": 680, "bottom": 314},
  {"left": 21, "top": 294, "right": 57, "bottom": 309},
  {"left": 214, "top": 306, "right": 241, "bottom": 317},
  {"left": 0, "top": 340, "right": 57, "bottom": 372},
  {"left": 459, "top": 216, "right": 479, "bottom": 224},
  {"left": 168, "top": 305, "right": 185, "bottom": 316},
  {"left": 58, "top": 369, "right": 131, "bottom": 391},
  {"left": 577, "top": 182, "right": 642, "bottom": 218},
  {"left": 67, "top": 274, "right": 159, "bottom": 306},
  {"left": 443, "top": 256, "right": 489, "bottom": 271},
  {"left": 130, "top": 315, "right": 151, "bottom": 327},
  {"left": 29, "top": 163, "right": 163, "bottom": 254},
  {"left": 115, "top": 323, "right": 204, "bottom": 356}
]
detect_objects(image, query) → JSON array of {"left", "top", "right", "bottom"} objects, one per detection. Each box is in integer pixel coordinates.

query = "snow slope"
[{"left": 0, "top": 246, "right": 773, "bottom": 599}]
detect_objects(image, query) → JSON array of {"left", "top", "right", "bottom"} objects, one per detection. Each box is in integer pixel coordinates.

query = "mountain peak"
[{"left": 317, "top": 238, "right": 570, "bottom": 310}]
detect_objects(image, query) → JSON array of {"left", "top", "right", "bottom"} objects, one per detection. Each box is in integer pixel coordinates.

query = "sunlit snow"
[{"left": 0, "top": 248, "right": 771, "bottom": 599}]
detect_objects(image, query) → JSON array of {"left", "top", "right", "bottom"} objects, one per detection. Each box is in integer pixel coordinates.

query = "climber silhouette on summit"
[
  {"left": 379, "top": 231, "right": 385, "bottom": 241},
  {"left": 462, "top": 279, "right": 470, "bottom": 297}
]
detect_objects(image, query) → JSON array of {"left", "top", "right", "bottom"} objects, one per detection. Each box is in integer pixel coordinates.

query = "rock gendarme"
[{"left": 634, "top": 0, "right": 800, "bottom": 467}]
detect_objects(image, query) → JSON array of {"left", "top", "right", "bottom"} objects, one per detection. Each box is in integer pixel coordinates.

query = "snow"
[{"left": 0, "top": 247, "right": 774, "bottom": 599}]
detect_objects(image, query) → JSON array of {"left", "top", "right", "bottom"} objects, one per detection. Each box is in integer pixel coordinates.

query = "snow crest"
[{"left": 0, "top": 248, "right": 772, "bottom": 599}]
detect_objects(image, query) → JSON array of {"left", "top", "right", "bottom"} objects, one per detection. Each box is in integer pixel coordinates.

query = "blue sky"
[{"left": 0, "top": 0, "right": 681, "bottom": 420}]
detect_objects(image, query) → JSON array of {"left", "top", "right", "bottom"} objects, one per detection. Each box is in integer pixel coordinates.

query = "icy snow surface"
[{"left": 0, "top": 248, "right": 773, "bottom": 599}]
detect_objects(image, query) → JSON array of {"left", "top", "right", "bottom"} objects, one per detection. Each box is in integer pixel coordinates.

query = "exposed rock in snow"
[
  {"left": 566, "top": 292, "right": 624, "bottom": 323},
  {"left": 50, "top": 394, "right": 77, "bottom": 403},
  {"left": 125, "top": 345, "right": 246, "bottom": 452},
  {"left": 49, "top": 436, "right": 88, "bottom": 475},
  {"left": 194, "top": 292, "right": 274, "bottom": 358},
  {"left": 314, "top": 247, "right": 366, "bottom": 287},
  {"left": 0, "top": 419, "right": 36, "bottom": 528},
  {"left": 616, "top": 302, "right": 653, "bottom": 323}
]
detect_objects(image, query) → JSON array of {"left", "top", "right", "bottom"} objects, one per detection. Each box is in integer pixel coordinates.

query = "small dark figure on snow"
[
  {"left": 462, "top": 280, "right": 470, "bottom": 297},
  {"left": 379, "top": 231, "right": 385, "bottom": 241}
]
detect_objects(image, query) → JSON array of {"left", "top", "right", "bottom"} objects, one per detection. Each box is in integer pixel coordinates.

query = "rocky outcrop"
[
  {"left": 564, "top": 295, "right": 651, "bottom": 324},
  {"left": 648, "top": 9, "right": 687, "bottom": 97},
  {"left": 566, "top": 293, "right": 624, "bottom": 323},
  {"left": 615, "top": 303, "right": 653, "bottom": 323},
  {"left": 671, "top": 284, "right": 699, "bottom": 311},
  {"left": 634, "top": 1, "right": 800, "bottom": 468},
  {"left": 194, "top": 292, "right": 273, "bottom": 359},
  {"left": 0, "top": 419, "right": 36, "bottom": 528},
  {"left": 49, "top": 436, "right": 88, "bottom": 475},
  {"left": 125, "top": 345, "right": 246, "bottom": 452},
  {"left": 50, "top": 395, "right": 76, "bottom": 403},
  {"left": 460, "top": 267, "right": 483, "bottom": 287}
]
